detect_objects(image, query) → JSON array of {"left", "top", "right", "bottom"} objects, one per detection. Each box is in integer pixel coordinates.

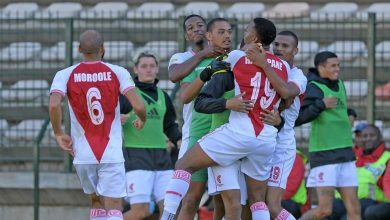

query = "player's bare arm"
[
  {"left": 180, "top": 80, "right": 205, "bottom": 104},
  {"left": 245, "top": 43, "right": 300, "bottom": 99},
  {"left": 180, "top": 58, "right": 223, "bottom": 104},
  {"left": 49, "top": 93, "right": 74, "bottom": 156},
  {"left": 124, "top": 88, "right": 146, "bottom": 129},
  {"left": 168, "top": 45, "right": 225, "bottom": 83}
]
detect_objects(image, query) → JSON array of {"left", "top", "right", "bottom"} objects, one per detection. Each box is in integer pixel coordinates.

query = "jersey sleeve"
[
  {"left": 226, "top": 50, "right": 245, "bottom": 71},
  {"left": 110, "top": 65, "right": 135, "bottom": 94},
  {"left": 289, "top": 68, "right": 308, "bottom": 95},
  {"left": 168, "top": 52, "right": 186, "bottom": 68},
  {"left": 49, "top": 65, "right": 76, "bottom": 96}
]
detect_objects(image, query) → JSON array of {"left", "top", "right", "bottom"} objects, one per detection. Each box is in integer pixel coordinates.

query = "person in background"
[
  {"left": 167, "top": 15, "right": 226, "bottom": 219},
  {"left": 295, "top": 51, "right": 361, "bottom": 220},
  {"left": 328, "top": 125, "right": 390, "bottom": 220},
  {"left": 120, "top": 53, "right": 181, "bottom": 220}
]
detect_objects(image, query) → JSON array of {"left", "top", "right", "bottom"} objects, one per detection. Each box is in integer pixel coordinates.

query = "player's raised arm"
[{"left": 169, "top": 45, "right": 225, "bottom": 83}]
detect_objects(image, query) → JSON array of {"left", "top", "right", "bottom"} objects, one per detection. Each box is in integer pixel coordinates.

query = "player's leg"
[
  {"left": 301, "top": 187, "right": 335, "bottom": 220},
  {"left": 337, "top": 161, "right": 361, "bottom": 220},
  {"left": 176, "top": 181, "right": 206, "bottom": 220},
  {"left": 177, "top": 135, "right": 209, "bottom": 220},
  {"left": 74, "top": 164, "right": 106, "bottom": 220},
  {"left": 161, "top": 142, "right": 217, "bottom": 219},
  {"left": 123, "top": 170, "right": 154, "bottom": 220},
  {"left": 153, "top": 170, "right": 174, "bottom": 219},
  {"left": 162, "top": 125, "right": 247, "bottom": 220},
  {"left": 207, "top": 167, "right": 225, "bottom": 220},
  {"left": 301, "top": 164, "right": 339, "bottom": 220},
  {"left": 213, "top": 194, "right": 225, "bottom": 220},
  {"left": 338, "top": 187, "right": 361, "bottom": 220},
  {"left": 124, "top": 204, "right": 150, "bottom": 220},
  {"left": 98, "top": 163, "right": 127, "bottom": 220},
  {"left": 241, "top": 137, "right": 276, "bottom": 220},
  {"left": 245, "top": 175, "right": 269, "bottom": 220},
  {"left": 90, "top": 194, "right": 106, "bottom": 220},
  {"left": 266, "top": 147, "right": 296, "bottom": 220},
  {"left": 209, "top": 162, "right": 243, "bottom": 220}
]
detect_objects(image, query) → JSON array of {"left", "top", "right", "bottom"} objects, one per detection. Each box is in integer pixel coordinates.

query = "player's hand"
[
  {"left": 199, "top": 55, "right": 230, "bottom": 82},
  {"left": 55, "top": 133, "right": 74, "bottom": 157},
  {"left": 260, "top": 105, "right": 282, "bottom": 126},
  {"left": 225, "top": 92, "right": 254, "bottom": 113},
  {"left": 245, "top": 43, "right": 267, "bottom": 69},
  {"left": 132, "top": 117, "right": 145, "bottom": 129},
  {"left": 199, "top": 45, "right": 226, "bottom": 58},
  {"left": 120, "top": 114, "right": 129, "bottom": 125},
  {"left": 323, "top": 97, "right": 337, "bottom": 109}
]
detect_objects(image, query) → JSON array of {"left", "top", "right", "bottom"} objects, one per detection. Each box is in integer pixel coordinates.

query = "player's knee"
[{"left": 174, "top": 159, "right": 194, "bottom": 173}]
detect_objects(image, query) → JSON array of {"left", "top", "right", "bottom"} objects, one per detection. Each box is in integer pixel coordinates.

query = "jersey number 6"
[{"left": 86, "top": 87, "right": 105, "bottom": 125}]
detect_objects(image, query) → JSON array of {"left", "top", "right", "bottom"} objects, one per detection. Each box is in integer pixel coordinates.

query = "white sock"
[
  {"left": 250, "top": 202, "right": 270, "bottom": 220},
  {"left": 275, "top": 209, "right": 296, "bottom": 220},
  {"left": 106, "top": 209, "right": 123, "bottom": 220},
  {"left": 90, "top": 208, "right": 106, "bottom": 220},
  {"left": 163, "top": 170, "right": 191, "bottom": 214}
]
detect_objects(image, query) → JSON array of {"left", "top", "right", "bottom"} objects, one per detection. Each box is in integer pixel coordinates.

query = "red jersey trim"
[
  {"left": 50, "top": 90, "right": 65, "bottom": 96},
  {"left": 122, "top": 86, "right": 136, "bottom": 95}
]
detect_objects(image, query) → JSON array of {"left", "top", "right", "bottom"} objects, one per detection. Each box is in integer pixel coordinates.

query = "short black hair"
[
  {"left": 314, "top": 51, "right": 338, "bottom": 67},
  {"left": 253, "top": 17, "right": 276, "bottom": 46},
  {"left": 347, "top": 108, "right": 357, "bottom": 118},
  {"left": 207, "top": 18, "right": 229, "bottom": 32},
  {"left": 278, "top": 30, "right": 299, "bottom": 47},
  {"left": 183, "top": 14, "right": 206, "bottom": 31}
]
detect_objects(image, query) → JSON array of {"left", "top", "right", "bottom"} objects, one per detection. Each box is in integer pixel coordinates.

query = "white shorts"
[
  {"left": 199, "top": 125, "right": 276, "bottom": 181},
  {"left": 306, "top": 161, "right": 358, "bottom": 188},
  {"left": 74, "top": 162, "right": 126, "bottom": 198},
  {"left": 207, "top": 161, "right": 247, "bottom": 205},
  {"left": 124, "top": 170, "right": 173, "bottom": 204},
  {"left": 178, "top": 136, "right": 189, "bottom": 159},
  {"left": 267, "top": 142, "right": 296, "bottom": 189}
]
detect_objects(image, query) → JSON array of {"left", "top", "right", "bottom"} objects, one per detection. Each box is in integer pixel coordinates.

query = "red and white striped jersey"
[{"left": 50, "top": 61, "right": 135, "bottom": 164}]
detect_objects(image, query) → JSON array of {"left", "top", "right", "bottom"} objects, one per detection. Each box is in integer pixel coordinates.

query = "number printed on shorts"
[
  {"left": 250, "top": 72, "right": 277, "bottom": 109},
  {"left": 269, "top": 165, "right": 281, "bottom": 181},
  {"left": 86, "top": 87, "right": 104, "bottom": 125}
]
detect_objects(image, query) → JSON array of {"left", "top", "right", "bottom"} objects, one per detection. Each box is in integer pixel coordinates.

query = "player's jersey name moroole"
[{"left": 74, "top": 72, "right": 112, "bottom": 83}]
